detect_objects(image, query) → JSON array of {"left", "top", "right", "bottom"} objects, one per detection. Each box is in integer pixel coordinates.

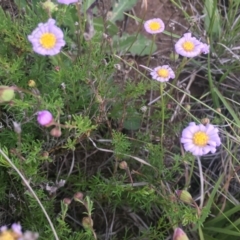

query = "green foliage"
[
  {"left": 204, "top": 0, "right": 221, "bottom": 38},
  {"left": 113, "top": 33, "right": 158, "bottom": 56},
  {"left": 0, "top": 0, "right": 240, "bottom": 239},
  {"left": 109, "top": 0, "right": 138, "bottom": 23}
]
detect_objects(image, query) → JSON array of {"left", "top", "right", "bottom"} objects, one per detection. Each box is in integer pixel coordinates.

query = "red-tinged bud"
[
  {"left": 63, "top": 198, "right": 72, "bottom": 205},
  {"left": 173, "top": 228, "right": 189, "bottom": 240},
  {"left": 82, "top": 216, "right": 93, "bottom": 229},
  {"left": 37, "top": 110, "right": 53, "bottom": 127},
  {"left": 74, "top": 192, "right": 84, "bottom": 201},
  {"left": 50, "top": 127, "right": 62, "bottom": 138},
  {"left": 176, "top": 190, "right": 193, "bottom": 204}
]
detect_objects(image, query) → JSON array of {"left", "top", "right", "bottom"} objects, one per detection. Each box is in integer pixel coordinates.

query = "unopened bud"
[
  {"left": 74, "top": 192, "right": 84, "bottom": 201},
  {"left": 55, "top": 66, "right": 60, "bottom": 72},
  {"left": 41, "top": 0, "right": 58, "bottom": 13},
  {"left": 185, "top": 104, "right": 191, "bottom": 111},
  {"left": 96, "top": 94, "right": 103, "bottom": 103},
  {"left": 28, "top": 80, "right": 36, "bottom": 87},
  {"left": 173, "top": 227, "right": 189, "bottom": 240},
  {"left": 41, "top": 151, "right": 49, "bottom": 158},
  {"left": 63, "top": 198, "right": 72, "bottom": 205},
  {"left": 50, "top": 127, "right": 62, "bottom": 138},
  {"left": 13, "top": 121, "right": 21, "bottom": 134},
  {"left": 0, "top": 86, "right": 15, "bottom": 102},
  {"left": 201, "top": 118, "right": 210, "bottom": 125},
  {"left": 37, "top": 110, "right": 54, "bottom": 127},
  {"left": 176, "top": 190, "right": 193, "bottom": 204},
  {"left": 140, "top": 106, "right": 147, "bottom": 113},
  {"left": 82, "top": 216, "right": 93, "bottom": 229},
  {"left": 119, "top": 161, "right": 128, "bottom": 170},
  {"left": 114, "top": 64, "right": 121, "bottom": 70}
]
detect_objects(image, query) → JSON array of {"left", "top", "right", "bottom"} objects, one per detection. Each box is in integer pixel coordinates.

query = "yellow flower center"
[
  {"left": 40, "top": 33, "right": 56, "bottom": 49},
  {"left": 193, "top": 131, "right": 209, "bottom": 147},
  {"left": 182, "top": 41, "right": 194, "bottom": 51},
  {"left": 0, "top": 231, "right": 19, "bottom": 240},
  {"left": 157, "top": 68, "right": 169, "bottom": 78},
  {"left": 149, "top": 21, "right": 161, "bottom": 31}
]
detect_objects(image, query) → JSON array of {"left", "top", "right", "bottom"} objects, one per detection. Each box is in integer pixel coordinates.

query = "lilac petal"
[
  {"left": 180, "top": 138, "right": 193, "bottom": 143},
  {"left": 181, "top": 130, "right": 193, "bottom": 139}
]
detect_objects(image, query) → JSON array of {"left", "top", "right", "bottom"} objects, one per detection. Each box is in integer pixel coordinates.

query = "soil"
[{"left": 0, "top": 0, "right": 18, "bottom": 16}]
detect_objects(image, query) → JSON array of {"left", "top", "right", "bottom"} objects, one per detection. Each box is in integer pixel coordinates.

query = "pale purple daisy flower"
[
  {"left": 144, "top": 18, "right": 165, "bottom": 34},
  {"left": 175, "top": 33, "right": 202, "bottom": 58},
  {"left": 37, "top": 110, "right": 53, "bottom": 126},
  {"left": 150, "top": 65, "right": 175, "bottom": 82},
  {"left": 28, "top": 19, "right": 65, "bottom": 56},
  {"left": 181, "top": 122, "right": 221, "bottom": 156},
  {"left": 11, "top": 223, "right": 22, "bottom": 235},
  {"left": 57, "top": 0, "right": 78, "bottom": 4},
  {"left": 0, "top": 223, "right": 23, "bottom": 239},
  {"left": 201, "top": 43, "right": 210, "bottom": 54}
]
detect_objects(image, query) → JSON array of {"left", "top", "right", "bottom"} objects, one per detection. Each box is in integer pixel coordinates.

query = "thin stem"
[
  {"left": 197, "top": 156, "right": 204, "bottom": 209},
  {"left": 160, "top": 83, "right": 165, "bottom": 165},
  {"left": 146, "top": 34, "right": 156, "bottom": 69},
  {"left": 0, "top": 148, "right": 59, "bottom": 240}
]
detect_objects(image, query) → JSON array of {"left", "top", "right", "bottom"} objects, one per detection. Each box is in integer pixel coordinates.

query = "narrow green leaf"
[
  {"left": 204, "top": 227, "right": 240, "bottom": 236},
  {"left": 204, "top": 0, "right": 221, "bottom": 38},
  {"left": 213, "top": 87, "right": 240, "bottom": 127},
  {"left": 109, "top": 0, "right": 138, "bottom": 23},
  {"left": 207, "top": 205, "right": 240, "bottom": 225}
]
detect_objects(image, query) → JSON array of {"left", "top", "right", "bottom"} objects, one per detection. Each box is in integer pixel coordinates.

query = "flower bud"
[
  {"left": 41, "top": 151, "right": 49, "bottom": 158},
  {"left": 28, "top": 80, "right": 36, "bottom": 87},
  {"left": 173, "top": 228, "right": 189, "bottom": 240},
  {"left": 176, "top": 190, "right": 193, "bottom": 204},
  {"left": 140, "top": 106, "right": 147, "bottom": 113},
  {"left": 55, "top": 66, "right": 60, "bottom": 72},
  {"left": 74, "top": 192, "right": 84, "bottom": 201},
  {"left": 41, "top": 0, "right": 58, "bottom": 13},
  {"left": 13, "top": 121, "right": 21, "bottom": 134},
  {"left": 0, "top": 86, "right": 15, "bottom": 102},
  {"left": 63, "top": 198, "right": 72, "bottom": 205},
  {"left": 82, "top": 216, "right": 93, "bottom": 229},
  {"left": 119, "top": 161, "right": 128, "bottom": 170},
  {"left": 50, "top": 127, "right": 62, "bottom": 138},
  {"left": 201, "top": 118, "right": 210, "bottom": 125},
  {"left": 185, "top": 104, "right": 191, "bottom": 111},
  {"left": 37, "top": 110, "right": 53, "bottom": 126}
]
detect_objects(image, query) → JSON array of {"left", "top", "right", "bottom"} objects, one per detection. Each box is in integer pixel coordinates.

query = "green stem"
[
  {"left": 166, "top": 57, "right": 190, "bottom": 104},
  {"left": 160, "top": 83, "right": 165, "bottom": 165}
]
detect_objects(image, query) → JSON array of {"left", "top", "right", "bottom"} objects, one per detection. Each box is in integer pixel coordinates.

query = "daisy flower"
[
  {"left": 150, "top": 65, "right": 175, "bottom": 82},
  {"left": 0, "top": 223, "right": 22, "bottom": 239},
  {"left": 175, "top": 33, "right": 203, "bottom": 58},
  {"left": 28, "top": 19, "right": 65, "bottom": 56},
  {"left": 181, "top": 122, "right": 221, "bottom": 156},
  {"left": 144, "top": 18, "right": 165, "bottom": 34},
  {"left": 57, "top": 0, "right": 78, "bottom": 4},
  {"left": 201, "top": 43, "right": 210, "bottom": 54}
]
